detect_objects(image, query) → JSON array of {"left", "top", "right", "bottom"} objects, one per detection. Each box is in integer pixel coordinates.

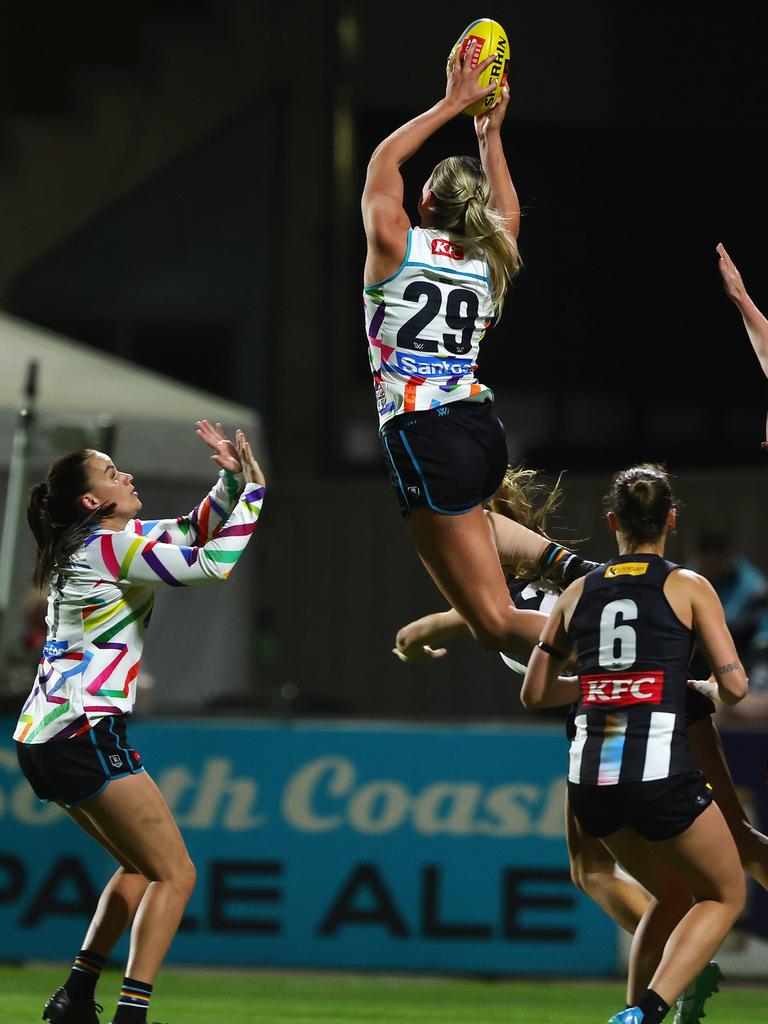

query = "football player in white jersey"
[{"left": 362, "top": 41, "right": 589, "bottom": 661}]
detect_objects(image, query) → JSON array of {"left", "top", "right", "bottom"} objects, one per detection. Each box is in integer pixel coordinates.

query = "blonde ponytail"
[{"left": 427, "top": 155, "right": 521, "bottom": 319}]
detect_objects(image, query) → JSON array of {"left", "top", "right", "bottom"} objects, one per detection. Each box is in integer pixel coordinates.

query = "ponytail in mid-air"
[{"left": 427, "top": 154, "right": 521, "bottom": 319}]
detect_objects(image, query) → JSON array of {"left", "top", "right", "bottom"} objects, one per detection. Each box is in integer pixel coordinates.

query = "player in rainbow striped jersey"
[
  {"left": 363, "top": 40, "right": 590, "bottom": 661},
  {"left": 14, "top": 420, "right": 265, "bottom": 1024}
]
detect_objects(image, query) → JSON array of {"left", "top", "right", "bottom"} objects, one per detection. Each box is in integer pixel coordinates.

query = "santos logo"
[
  {"left": 396, "top": 354, "right": 473, "bottom": 378},
  {"left": 580, "top": 671, "right": 664, "bottom": 706}
]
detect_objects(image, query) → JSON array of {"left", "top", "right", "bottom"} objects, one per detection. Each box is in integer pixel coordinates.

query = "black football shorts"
[
  {"left": 380, "top": 398, "right": 508, "bottom": 518},
  {"left": 568, "top": 769, "right": 714, "bottom": 842},
  {"left": 17, "top": 715, "right": 145, "bottom": 808}
]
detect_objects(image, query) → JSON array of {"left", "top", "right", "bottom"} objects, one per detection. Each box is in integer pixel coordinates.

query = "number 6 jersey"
[
  {"left": 566, "top": 555, "right": 696, "bottom": 786},
  {"left": 364, "top": 227, "right": 496, "bottom": 426}
]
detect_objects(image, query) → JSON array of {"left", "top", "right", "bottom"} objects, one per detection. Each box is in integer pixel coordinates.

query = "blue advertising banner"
[{"left": 0, "top": 718, "right": 616, "bottom": 974}]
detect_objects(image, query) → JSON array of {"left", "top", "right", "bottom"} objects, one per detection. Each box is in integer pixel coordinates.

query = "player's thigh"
[
  {"left": 408, "top": 505, "right": 513, "bottom": 611},
  {"left": 652, "top": 802, "right": 745, "bottom": 907},
  {"left": 565, "top": 794, "right": 616, "bottom": 879},
  {"left": 78, "top": 772, "right": 193, "bottom": 883},
  {"left": 63, "top": 802, "right": 143, "bottom": 874},
  {"left": 600, "top": 827, "right": 683, "bottom": 902}
]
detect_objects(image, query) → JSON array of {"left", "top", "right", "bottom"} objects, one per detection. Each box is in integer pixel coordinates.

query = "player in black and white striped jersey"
[{"left": 523, "top": 464, "right": 748, "bottom": 1024}]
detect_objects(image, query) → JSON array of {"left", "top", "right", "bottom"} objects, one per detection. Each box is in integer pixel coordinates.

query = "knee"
[
  {"left": 569, "top": 859, "right": 589, "bottom": 894},
  {"left": 176, "top": 857, "right": 197, "bottom": 902},
  {"left": 723, "top": 871, "right": 747, "bottom": 920}
]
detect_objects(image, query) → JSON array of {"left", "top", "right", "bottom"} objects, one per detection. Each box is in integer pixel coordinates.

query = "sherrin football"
[{"left": 447, "top": 18, "right": 510, "bottom": 117}]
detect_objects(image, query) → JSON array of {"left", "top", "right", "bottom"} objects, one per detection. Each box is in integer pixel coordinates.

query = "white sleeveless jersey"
[{"left": 364, "top": 227, "right": 496, "bottom": 426}]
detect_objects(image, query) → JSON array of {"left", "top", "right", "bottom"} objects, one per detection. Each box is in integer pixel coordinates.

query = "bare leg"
[
  {"left": 64, "top": 804, "right": 149, "bottom": 956},
  {"left": 77, "top": 771, "right": 196, "bottom": 984},
  {"left": 603, "top": 803, "right": 745, "bottom": 1006},
  {"left": 565, "top": 797, "right": 651, "bottom": 934},
  {"left": 689, "top": 715, "right": 768, "bottom": 889},
  {"left": 407, "top": 506, "right": 547, "bottom": 656}
]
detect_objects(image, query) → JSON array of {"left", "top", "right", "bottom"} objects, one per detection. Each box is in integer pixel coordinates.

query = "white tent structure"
[
  {"left": 0, "top": 310, "right": 265, "bottom": 476},
  {"left": 0, "top": 311, "right": 268, "bottom": 713}
]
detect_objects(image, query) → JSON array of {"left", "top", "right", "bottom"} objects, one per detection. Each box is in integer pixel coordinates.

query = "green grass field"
[{"left": 0, "top": 966, "right": 764, "bottom": 1024}]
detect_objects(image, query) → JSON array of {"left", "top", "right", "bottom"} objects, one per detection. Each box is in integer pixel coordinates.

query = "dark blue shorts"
[
  {"left": 380, "top": 399, "right": 508, "bottom": 518},
  {"left": 16, "top": 715, "right": 145, "bottom": 808}
]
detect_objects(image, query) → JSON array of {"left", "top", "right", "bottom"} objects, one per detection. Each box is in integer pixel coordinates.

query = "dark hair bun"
[{"left": 604, "top": 464, "right": 675, "bottom": 542}]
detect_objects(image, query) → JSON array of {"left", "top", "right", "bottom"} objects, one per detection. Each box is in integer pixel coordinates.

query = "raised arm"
[
  {"left": 474, "top": 85, "right": 519, "bottom": 239},
  {"left": 87, "top": 432, "right": 265, "bottom": 588},
  {"left": 717, "top": 243, "right": 768, "bottom": 380},
  {"left": 133, "top": 420, "right": 244, "bottom": 545},
  {"left": 362, "top": 42, "right": 498, "bottom": 284}
]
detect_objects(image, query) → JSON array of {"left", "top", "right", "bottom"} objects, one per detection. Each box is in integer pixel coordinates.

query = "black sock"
[
  {"left": 637, "top": 988, "right": 670, "bottom": 1024},
  {"left": 113, "top": 977, "right": 153, "bottom": 1023},
  {"left": 64, "top": 949, "right": 105, "bottom": 1003},
  {"left": 539, "top": 542, "right": 600, "bottom": 585}
]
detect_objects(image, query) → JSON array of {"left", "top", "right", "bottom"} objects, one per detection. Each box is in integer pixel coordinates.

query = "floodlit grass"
[{"left": 0, "top": 965, "right": 765, "bottom": 1023}]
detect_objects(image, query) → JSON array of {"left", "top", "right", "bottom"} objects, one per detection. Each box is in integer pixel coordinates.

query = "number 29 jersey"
[
  {"left": 364, "top": 227, "right": 496, "bottom": 427},
  {"left": 566, "top": 555, "right": 696, "bottom": 786}
]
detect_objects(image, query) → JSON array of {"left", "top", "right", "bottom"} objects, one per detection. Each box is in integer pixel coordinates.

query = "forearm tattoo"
[{"left": 716, "top": 661, "right": 740, "bottom": 675}]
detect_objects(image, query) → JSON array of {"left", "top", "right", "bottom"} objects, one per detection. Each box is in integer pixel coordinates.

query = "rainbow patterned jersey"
[
  {"left": 14, "top": 471, "right": 264, "bottom": 745},
  {"left": 364, "top": 227, "right": 496, "bottom": 426}
]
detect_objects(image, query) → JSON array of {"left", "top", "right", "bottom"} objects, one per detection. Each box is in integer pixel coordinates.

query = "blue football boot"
[{"left": 608, "top": 1010, "right": 644, "bottom": 1024}]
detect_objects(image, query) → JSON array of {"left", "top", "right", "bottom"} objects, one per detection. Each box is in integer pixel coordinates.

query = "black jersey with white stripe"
[{"left": 566, "top": 554, "right": 695, "bottom": 786}]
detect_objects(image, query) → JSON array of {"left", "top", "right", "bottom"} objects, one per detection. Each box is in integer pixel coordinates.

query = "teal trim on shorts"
[
  {"left": 364, "top": 229, "right": 413, "bottom": 290},
  {"left": 398, "top": 430, "right": 476, "bottom": 517},
  {"left": 64, "top": 767, "right": 146, "bottom": 808},
  {"left": 381, "top": 432, "right": 410, "bottom": 510}
]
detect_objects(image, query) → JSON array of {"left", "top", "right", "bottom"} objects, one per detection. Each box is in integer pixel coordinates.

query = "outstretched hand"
[
  {"left": 446, "top": 39, "right": 499, "bottom": 112},
  {"left": 716, "top": 242, "right": 747, "bottom": 305},
  {"left": 392, "top": 642, "right": 448, "bottom": 663},
  {"left": 196, "top": 420, "right": 242, "bottom": 473},
  {"left": 475, "top": 83, "right": 510, "bottom": 139},
  {"left": 235, "top": 429, "right": 266, "bottom": 487}
]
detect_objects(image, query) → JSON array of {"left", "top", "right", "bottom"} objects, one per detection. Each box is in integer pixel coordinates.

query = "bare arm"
[
  {"left": 393, "top": 608, "right": 471, "bottom": 662},
  {"left": 520, "top": 581, "right": 581, "bottom": 709},
  {"left": 717, "top": 242, "right": 768, "bottom": 380},
  {"left": 474, "top": 86, "right": 520, "bottom": 238},
  {"left": 362, "top": 43, "right": 498, "bottom": 284},
  {"left": 675, "top": 569, "right": 749, "bottom": 705}
]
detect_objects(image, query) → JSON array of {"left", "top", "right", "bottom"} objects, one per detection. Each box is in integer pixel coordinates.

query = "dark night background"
[{"left": 1, "top": 0, "right": 767, "bottom": 718}]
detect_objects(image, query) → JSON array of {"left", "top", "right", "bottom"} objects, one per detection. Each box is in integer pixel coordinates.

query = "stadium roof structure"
[{"left": 0, "top": 310, "right": 264, "bottom": 480}]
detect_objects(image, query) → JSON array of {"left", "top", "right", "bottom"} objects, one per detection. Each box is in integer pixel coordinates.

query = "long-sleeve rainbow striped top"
[{"left": 14, "top": 471, "right": 264, "bottom": 744}]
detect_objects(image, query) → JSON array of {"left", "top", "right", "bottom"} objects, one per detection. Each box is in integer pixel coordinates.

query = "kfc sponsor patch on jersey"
[
  {"left": 580, "top": 670, "right": 664, "bottom": 706},
  {"left": 431, "top": 238, "right": 464, "bottom": 260}
]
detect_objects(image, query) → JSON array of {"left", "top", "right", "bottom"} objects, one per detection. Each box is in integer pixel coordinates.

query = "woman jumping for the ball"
[{"left": 362, "top": 40, "right": 590, "bottom": 659}]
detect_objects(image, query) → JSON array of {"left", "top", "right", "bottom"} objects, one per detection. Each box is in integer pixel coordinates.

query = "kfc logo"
[
  {"left": 580, "top": 670, "right": 664, "bottom": 706},
  {"left": 432, "top": 238, "right": 464, "bottom": 261}
]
